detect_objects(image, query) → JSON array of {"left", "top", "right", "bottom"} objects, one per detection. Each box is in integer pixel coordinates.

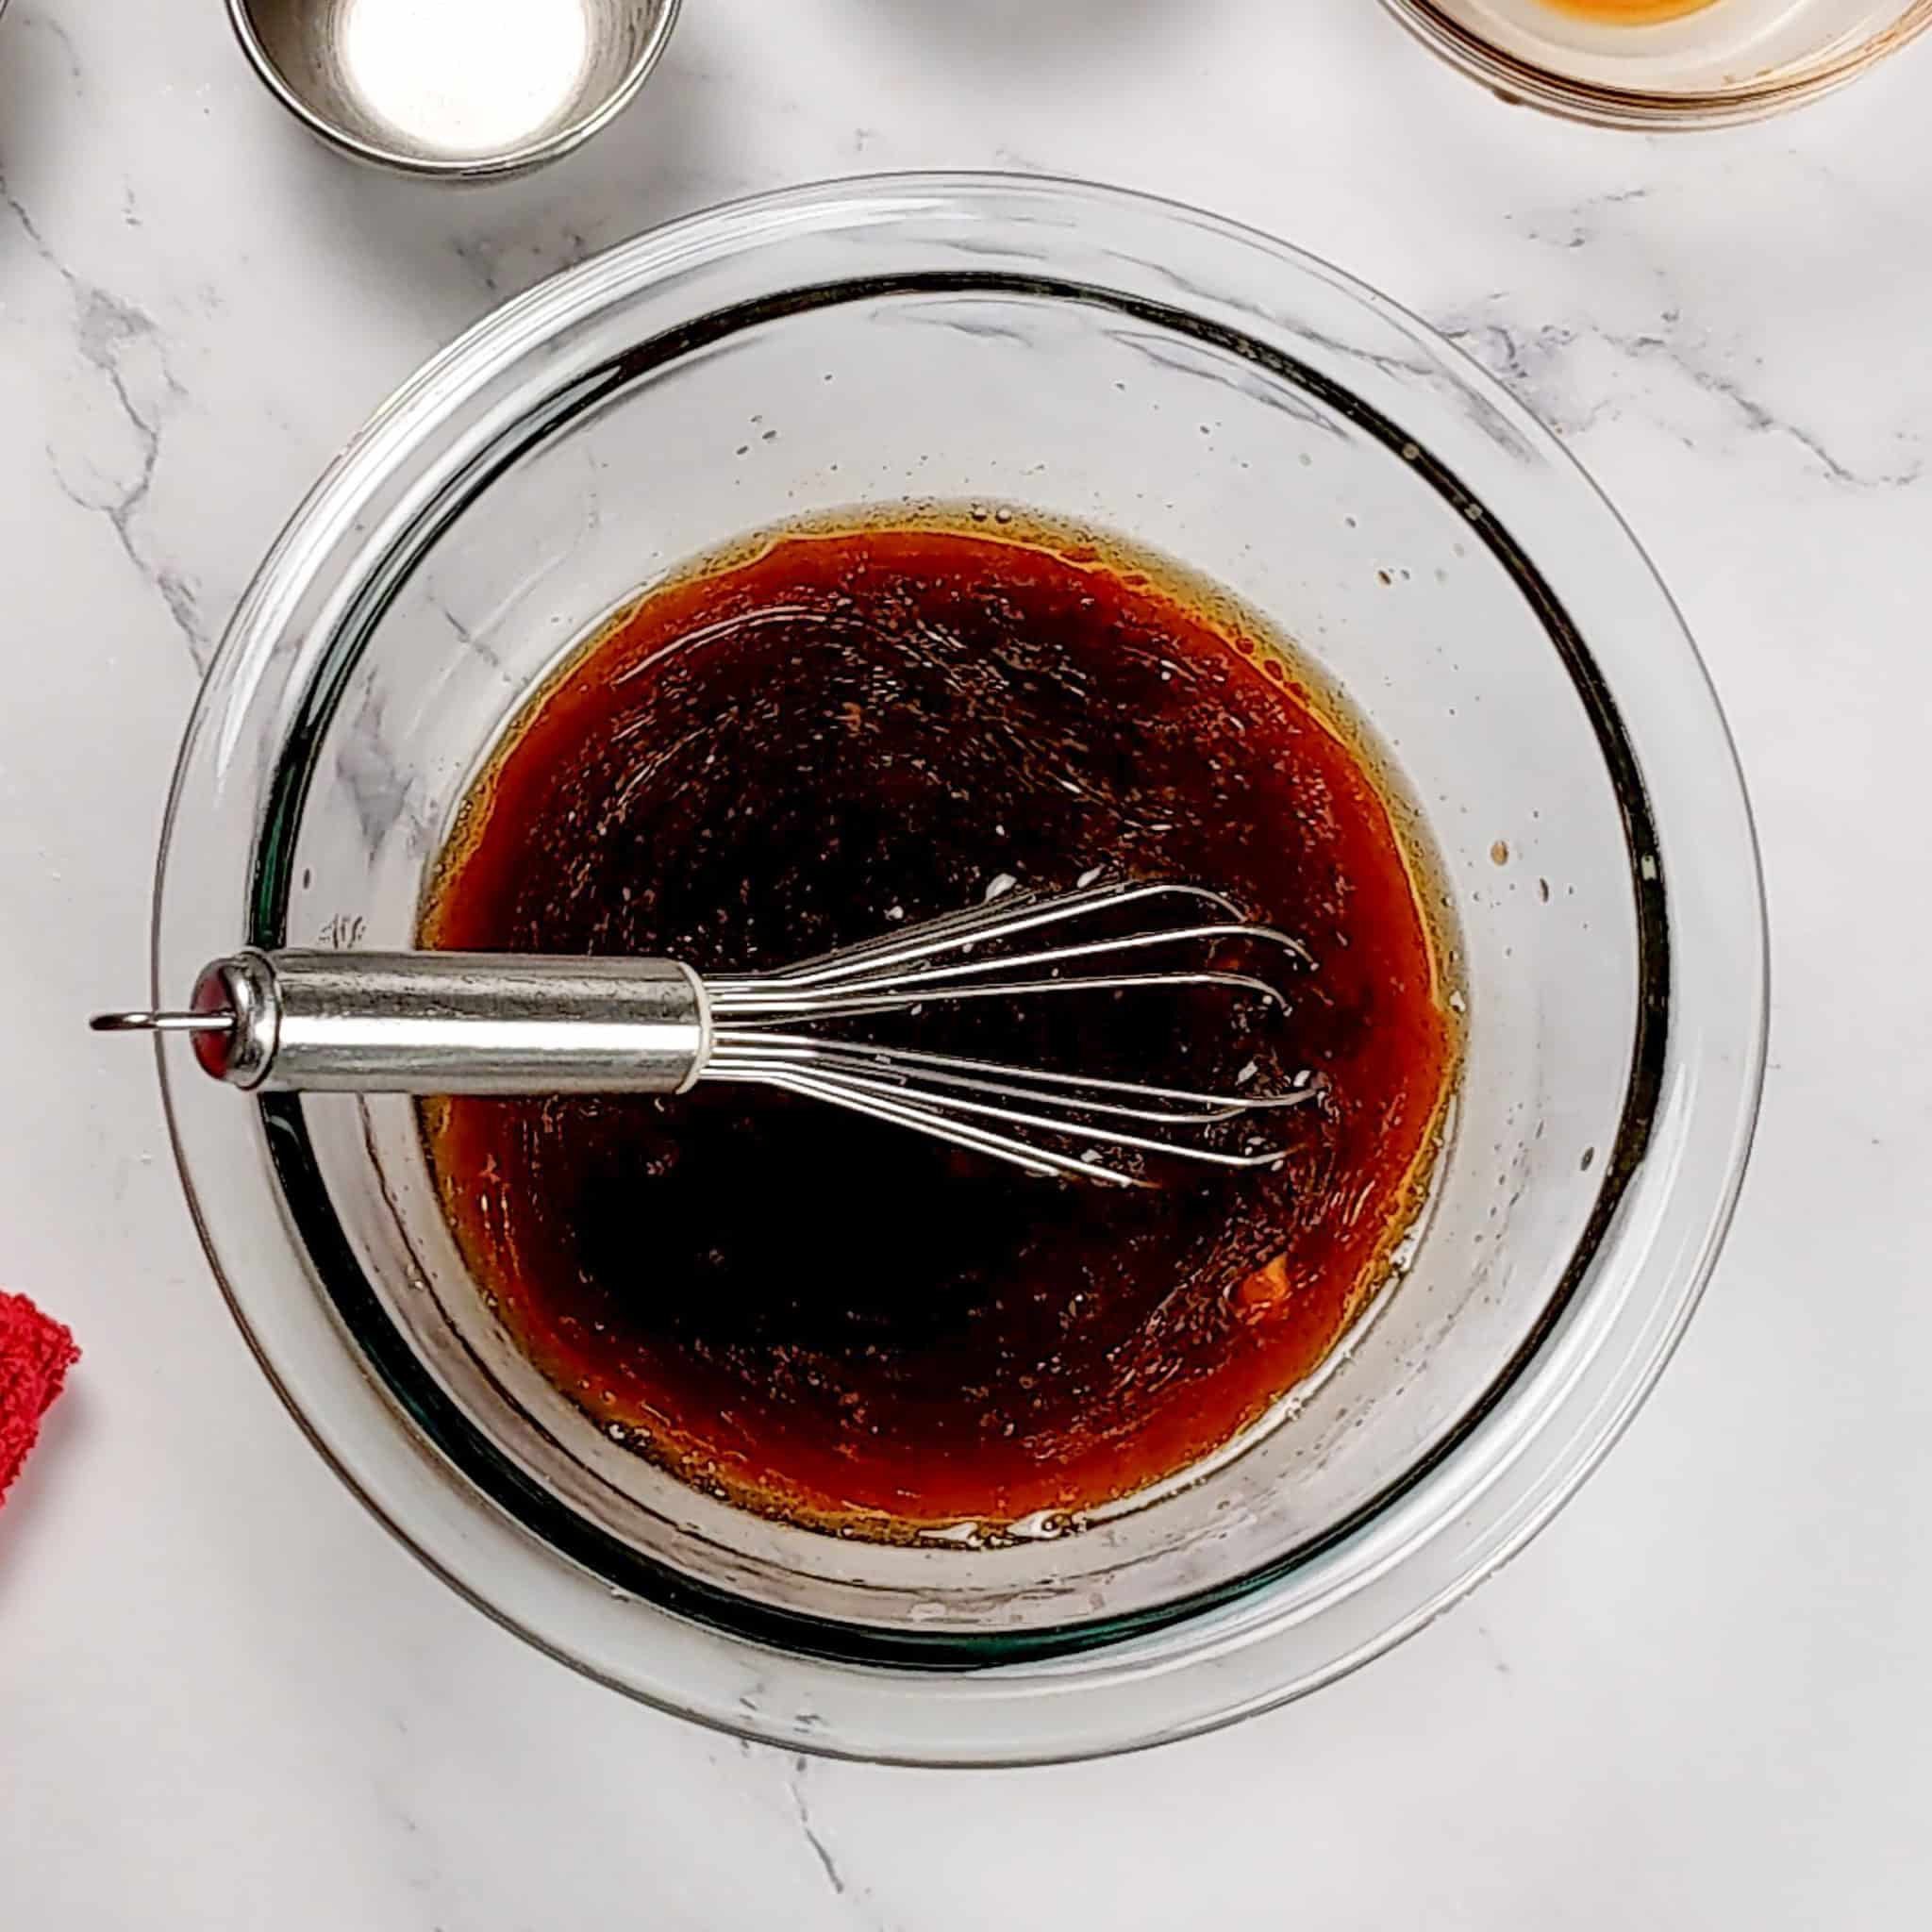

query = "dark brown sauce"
[{"left": 420, "top": 516, "right": 1455, "bottom": 1538}]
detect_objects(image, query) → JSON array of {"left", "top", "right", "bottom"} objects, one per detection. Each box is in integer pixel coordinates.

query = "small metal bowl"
[{"left": 227, "top": 0, "right": 681, "bottom": 179}]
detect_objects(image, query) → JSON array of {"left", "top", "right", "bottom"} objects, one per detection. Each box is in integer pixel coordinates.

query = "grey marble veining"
[{"left": 3, "top": 3, "right": 1931, "bottom": 1928}]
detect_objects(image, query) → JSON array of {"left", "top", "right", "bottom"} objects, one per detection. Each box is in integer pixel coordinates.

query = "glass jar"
[{"left": 1383, "top": 0, "right": 1932, "bottom": 125}]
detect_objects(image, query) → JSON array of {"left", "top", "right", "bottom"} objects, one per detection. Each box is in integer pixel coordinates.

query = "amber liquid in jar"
[{"left": 420, "top": 515, "right": 1457, "bottom": 1540}]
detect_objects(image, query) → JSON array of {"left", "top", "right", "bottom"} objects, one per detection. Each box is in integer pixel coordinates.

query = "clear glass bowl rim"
[{"left": 152, "top": 173, "right": 1769, "bottom": 1765}]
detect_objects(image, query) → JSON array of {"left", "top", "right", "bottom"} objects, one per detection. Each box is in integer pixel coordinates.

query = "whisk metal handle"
[{"left": 122, "top": 950, "right": 711, "bottom": 1096}]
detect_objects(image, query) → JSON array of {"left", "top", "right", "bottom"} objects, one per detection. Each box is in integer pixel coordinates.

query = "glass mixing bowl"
[
  {"left": 152, "top": 175, "right": 1765, "bottom": 1765},
  {"left": 1383, "top": 0, "right": 1931, "bottom": 125}
]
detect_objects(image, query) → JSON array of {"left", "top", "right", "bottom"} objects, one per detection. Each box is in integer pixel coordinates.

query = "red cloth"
[{"left": 0, "top": 1290, "right": 78, "bottom": 1507}]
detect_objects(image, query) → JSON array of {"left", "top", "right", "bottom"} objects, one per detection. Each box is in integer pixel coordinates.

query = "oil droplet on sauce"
[{"left": 419, "top": 514, "right": 1459, "bottom": 1541}]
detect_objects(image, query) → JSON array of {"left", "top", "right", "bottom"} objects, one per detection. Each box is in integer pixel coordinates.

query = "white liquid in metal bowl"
[{"left": 340, "top": 0, "right": 593, "bottom": 157}]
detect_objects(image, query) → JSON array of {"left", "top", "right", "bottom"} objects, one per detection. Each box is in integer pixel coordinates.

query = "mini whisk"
[{"left": 92, "top": 878, "right": 1314, "bottom": 1188}]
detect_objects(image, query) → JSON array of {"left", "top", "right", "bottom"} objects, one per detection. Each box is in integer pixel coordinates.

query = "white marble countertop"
[{"left": 3, "top": 1, "right": 1929, "bottom": 1924}]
